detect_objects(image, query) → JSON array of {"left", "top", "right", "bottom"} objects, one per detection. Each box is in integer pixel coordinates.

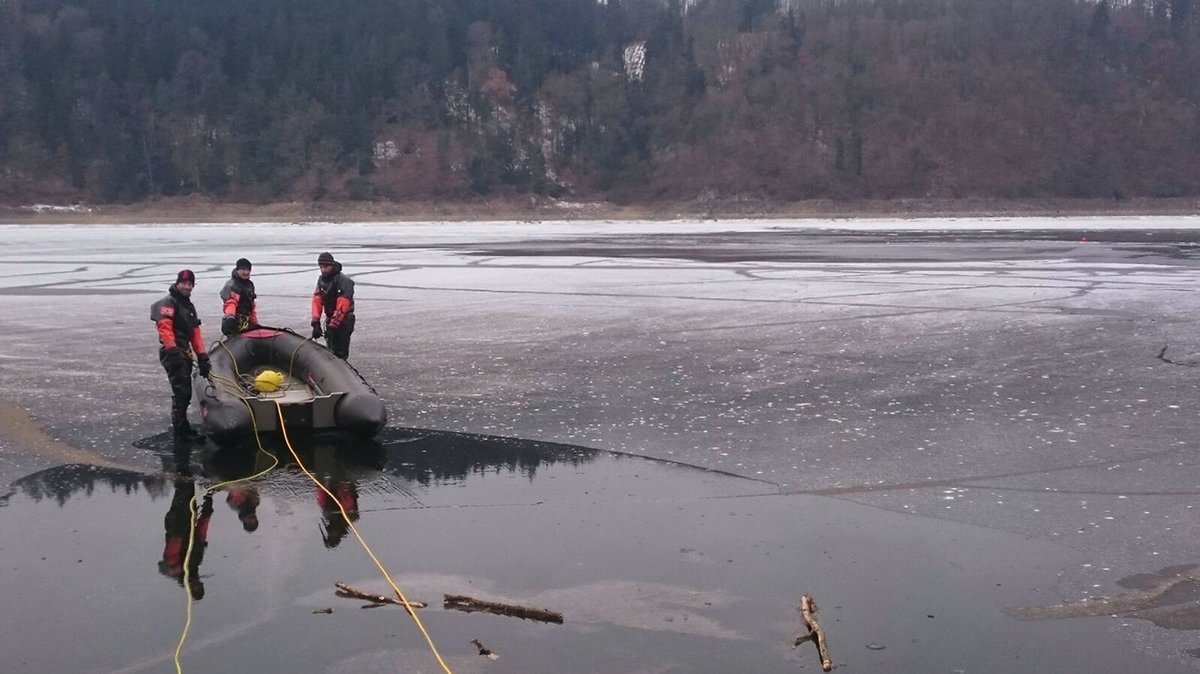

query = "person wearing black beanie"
[
  {"left": 150, "top": 269, "right": 210, "bottom": 440},
  {"left": 311, "top": 252, "right": 356, "bottom": 359},
  {"left": 220, "top": 258, "right": 258, "bottom": 336}
]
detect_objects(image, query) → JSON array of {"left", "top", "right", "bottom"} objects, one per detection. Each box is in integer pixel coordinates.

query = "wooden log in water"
[
  {"left": 444, "top": 594, "right": 564, "bottom": 624},
  {"left": 795, "top": 593, "right": 833, "bottom": 672},
  {"left": 335, "top": 581, "right": 427, "bottom": 609}
]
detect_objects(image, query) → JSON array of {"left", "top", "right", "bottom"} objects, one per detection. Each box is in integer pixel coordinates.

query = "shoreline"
[{"left": 1, "top": 196, "right": 1199, "bottom": 225}]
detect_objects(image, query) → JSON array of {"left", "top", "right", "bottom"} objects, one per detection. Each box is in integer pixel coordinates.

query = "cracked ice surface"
[{"left": 1, "top": 219, "right": 1199, "bottom": 630}]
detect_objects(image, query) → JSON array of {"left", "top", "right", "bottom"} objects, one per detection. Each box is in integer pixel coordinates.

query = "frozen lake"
[{"left": 1, "top": 217, "right": 1199, "bottom": 672}]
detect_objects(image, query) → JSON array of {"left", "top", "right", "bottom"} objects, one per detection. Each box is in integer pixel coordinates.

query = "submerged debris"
[
  {"left": 471, "top": 639, "right": 500, "bottom": 660},
  {"left": 444, "top": 594, "right": 564, "bottom": 624},
  {"left": 312, "top": 608, "right": 333, "bottom": 615}
]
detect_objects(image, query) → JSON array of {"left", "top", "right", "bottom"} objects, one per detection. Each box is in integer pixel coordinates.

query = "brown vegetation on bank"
[
  {"left": 1, "top": 195, "right": 1197, "bottom": 225},
  {"left": 3, "top": 0, "right": 1200, "bottom": 208}
]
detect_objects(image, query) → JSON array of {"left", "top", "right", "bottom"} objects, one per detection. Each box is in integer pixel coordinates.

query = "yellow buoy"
[{"left": 253, "top": 369, "right": 285, "bottom": 393}]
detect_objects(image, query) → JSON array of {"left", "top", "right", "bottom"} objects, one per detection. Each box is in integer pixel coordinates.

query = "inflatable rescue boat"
[{"left": 195, "top": 327, "right": 387, "bottom": 445}]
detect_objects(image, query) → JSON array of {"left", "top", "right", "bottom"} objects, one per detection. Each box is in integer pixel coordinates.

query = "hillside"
[{"left": 2, "top": 0, "right": 1199, "bottom": 206}]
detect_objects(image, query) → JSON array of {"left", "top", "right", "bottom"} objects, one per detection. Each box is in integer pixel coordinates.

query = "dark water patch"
[
  {"left": 3, "top": 463, "right": 170, "bottom": 508},
  {"left": 1, "top": 428, "right": 1194, "bottom": 673},
  {"left": 445, "top": 231, "right": 1200, "bottom": 264},
  {"left": 127, "top": 427, "right": 602, "bottom": 484},
  {"left": 452, "top": 237, "right": 965, "bottom": 264},
  {"left": 1128, "top": 243, "right": 1200, "bottom": 260},
  {"left": 1119, "top": 564, "right": 1200, "bottom": 592},
  {"left": 1011, "top": 564, "right": 1200, "bottom": 632}
]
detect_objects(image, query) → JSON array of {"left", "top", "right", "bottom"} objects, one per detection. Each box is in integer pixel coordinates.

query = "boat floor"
[{"left": 238, "top": 371, "right": 317, "bottom": 405}]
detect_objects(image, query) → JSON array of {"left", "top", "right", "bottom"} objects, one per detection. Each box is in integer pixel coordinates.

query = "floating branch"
[
  {"left": 793, "top": 594, "right": 833, "bottom": 672},
  {"left": 335, "top": 581, "right": 427, "bottom": 610},
  {"left": 444, "top": 594, "right": 564, "bottom": 624}
]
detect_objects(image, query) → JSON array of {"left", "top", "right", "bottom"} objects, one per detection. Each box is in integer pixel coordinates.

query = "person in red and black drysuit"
[
  {"left": 159, "top": 478, "right": 213, "bottom": 600},
  {"left": 151, "top": 269, "right": 211, "bottom": 440},
  {"left": 219, "top": 257, "right": 258, "bottom": 336},
  {"left": 310, "top": 251, "right": 355, "bottom": 359}
]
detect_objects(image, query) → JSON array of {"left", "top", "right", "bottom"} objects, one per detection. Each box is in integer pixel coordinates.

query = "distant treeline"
[{"left": 1, "top": 0, "right": 1198, "bottom": 203}]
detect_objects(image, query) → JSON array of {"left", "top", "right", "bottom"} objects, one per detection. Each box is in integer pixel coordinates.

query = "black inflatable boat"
[{"left": 195, "top": 327, "right": 387, "bottom": 445}]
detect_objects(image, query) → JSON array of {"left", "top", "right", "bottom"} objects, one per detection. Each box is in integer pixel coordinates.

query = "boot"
[{"left": 172, "top": 412, "right": 205, "bottom": 442}]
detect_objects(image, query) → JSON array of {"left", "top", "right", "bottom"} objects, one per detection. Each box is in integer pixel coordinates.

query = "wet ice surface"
[
  {"left": 0, "top": 430, "right": 1182, "bottom": 673},
  {"left": 1, "top": 218, "right": 1200, "bottom": 671}
]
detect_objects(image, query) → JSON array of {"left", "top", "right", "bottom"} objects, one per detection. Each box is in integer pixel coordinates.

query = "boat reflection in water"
[{"left": 5, "top": 427, "right": 599, "bottom": 598}]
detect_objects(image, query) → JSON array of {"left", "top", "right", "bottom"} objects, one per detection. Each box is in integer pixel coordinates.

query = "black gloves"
[
  {"left": 196, "top": 353, "right": 211, "bottom": 378},
  {"left": 311, "top": 320, "right": 323, "bottom": 339},
  {"left": 221, "top": 315, "right": 238, "bottom": 336}
]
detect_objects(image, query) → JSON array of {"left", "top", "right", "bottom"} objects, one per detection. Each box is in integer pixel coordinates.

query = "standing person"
[
  {"left": 220, "top": 257, "right": 258, "bottom": 336},
  {"left": 151, "top": 269, "right": 211, "bottom": 440},
  {"left": 310, "top": 251, "right": 355, "bottom": 359}
]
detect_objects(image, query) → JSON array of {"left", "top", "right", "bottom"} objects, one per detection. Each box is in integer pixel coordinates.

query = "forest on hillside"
[{"left": 1, "top": 0, "right": 1199, "bottom": 205}]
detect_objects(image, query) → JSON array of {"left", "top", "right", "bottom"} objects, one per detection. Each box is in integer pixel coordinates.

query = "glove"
[
  {"left": 328, "top": 310, "right": 343, "bottom": 330},
  {"left": 196, "top": 353, "right": 211, "bottom": 378},
  {"left": 311, "top": 320, "right": 323, "bottom": 339},
  {"left": 221, "top": 316, "right": 238, "bottom": 336}
]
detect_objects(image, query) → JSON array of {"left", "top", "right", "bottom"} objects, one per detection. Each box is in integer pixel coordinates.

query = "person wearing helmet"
[
  {"left": 151, "top": 269, "right": 210, "bottom": 440},
  {"left": 220, "top": 257, "right": 258, "bottom": 336},
  {"left": 310, "top": 252, "right": 356, "bottom": 359}
]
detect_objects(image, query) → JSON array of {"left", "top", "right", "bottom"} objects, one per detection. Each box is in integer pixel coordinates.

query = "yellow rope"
[
  {"left": 173, "top": 362, "right": 280, "bottom": 674},
  {"left": 175, "top": 333, "right": 453, "bottom": 674},
  {"left": 273, "top": 401, "right": 455, "bottom": 674},
  {"left": 208, "top": 331, "right": 317, "bottom": 399},
  {"left": 174, "top": 497, "right": 198, "bottom": 674}
]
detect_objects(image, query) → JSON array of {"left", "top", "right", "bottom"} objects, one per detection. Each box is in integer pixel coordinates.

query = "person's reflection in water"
[
  {"left": 317, "top": 480, "right": 359, "bottom": 549},
  {"left": 159, "top": 476, "right": 212, "bottom": 600},
  {"left": 225, "top": 485, "right": 260, "bottom": 533},
  {"left": 308, "top": 437, "right": 364, "bottom": 549}
]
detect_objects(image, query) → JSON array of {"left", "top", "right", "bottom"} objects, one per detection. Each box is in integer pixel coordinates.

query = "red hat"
[{"left": 176, "top": 269, "right": 196, "bottom": 284}]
